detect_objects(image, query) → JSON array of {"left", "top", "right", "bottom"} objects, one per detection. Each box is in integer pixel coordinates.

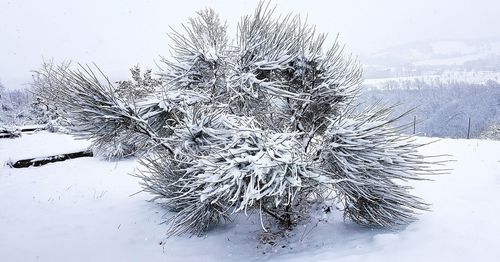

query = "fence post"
[
  {"left": 413, "top": 116, "right": 416, "bottom": 135},
  {"left": 467, "top": 117, "right": 471, "bottom": 139}
]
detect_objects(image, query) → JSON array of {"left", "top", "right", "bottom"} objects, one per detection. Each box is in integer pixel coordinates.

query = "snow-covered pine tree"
[
  {"left": 91, "top": 64, "right": 164, "bottom": 159},
  {"left": 53, "top": 64, "right": 177, "bottom": 159},
  {"left": 57, "top": 2, "right": 443, "bottom": 238},
  {"left": 30, "top": 60, "right": 168, "bottom": 158}
]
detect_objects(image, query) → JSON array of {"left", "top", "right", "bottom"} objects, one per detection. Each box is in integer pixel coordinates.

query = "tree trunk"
[{"left": 8, "top": 150, "right": 93, "bottom": 168}]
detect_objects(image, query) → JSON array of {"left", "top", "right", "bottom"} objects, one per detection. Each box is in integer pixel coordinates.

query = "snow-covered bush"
[
  {"left": 320, "top": 106, "right": 431, "bottom": 227},
  {"left": 54, "top": 66, "right": 173, "bottom": 159},
  {"left": 29, "top": 61, "right": 166, "bottom": 158},
  {"left": 89, "top": 65, "right": 163, "bottom": 159},
  {"left": 136, "top": 110, "right": 333, "bottom": 236},
  {"left": 58, "top": 2, "right": 441, "bottom": 238}
]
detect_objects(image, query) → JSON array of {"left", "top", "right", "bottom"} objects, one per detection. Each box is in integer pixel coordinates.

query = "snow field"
[{"left": 1, "top": 132, "right": 500, "bottom": 261}]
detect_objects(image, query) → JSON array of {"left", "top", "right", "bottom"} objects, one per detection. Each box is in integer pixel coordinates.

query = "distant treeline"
[
  {"left": 0, "top": 88, "right": 39, "bottom": 126},
  {"left": 358, "top": 82, "right": 500, "bottom": 138}
]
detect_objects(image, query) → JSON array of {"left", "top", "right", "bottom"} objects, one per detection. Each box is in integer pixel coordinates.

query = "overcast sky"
[{"left": 1, "top": 0, "right": 499, "bottom": 89}]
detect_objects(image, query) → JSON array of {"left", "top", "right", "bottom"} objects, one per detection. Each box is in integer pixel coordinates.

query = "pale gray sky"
[{"left": 1, "top": 0, "right": 499, "bottom": 89}]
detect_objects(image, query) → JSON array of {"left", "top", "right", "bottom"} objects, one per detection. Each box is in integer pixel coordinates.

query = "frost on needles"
[{"left": 54, "top": 3, "right": 444, "bottom": 237}]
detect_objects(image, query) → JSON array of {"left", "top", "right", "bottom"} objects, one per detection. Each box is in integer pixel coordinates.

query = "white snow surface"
[
  {"left": 429, "top": 41, "right": 475, "bottom": 56},
  {"left": 1, "top": 132, "right": 500, "bottom": 261},
  {"left": 413, "top": 53, "right": 488, "bottom": 66},
  {"left": 0, "top": 131, "right": 91, "bottom": 164}
]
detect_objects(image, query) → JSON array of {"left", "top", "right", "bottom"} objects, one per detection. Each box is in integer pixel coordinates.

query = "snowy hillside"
[
  {"left": 359, "top": 38, "right": 500, "bottom": 139},
  {"left": 357, "top": 40, "right": 500, "bottom": 139},
  {"left": 361, "top": 37, "right": 500, "bottom": 89},
  {"left": 363, "top": 37, "right": 500, "bottom": 69},
  {"left": 1, "top": 132, "right": 500, "bottom": 261}
]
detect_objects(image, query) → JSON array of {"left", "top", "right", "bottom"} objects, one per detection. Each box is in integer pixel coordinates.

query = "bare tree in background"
[
  {"left": 30, "top": 59, "right": 73, "bottom": 130},
  {"left": 0, "top": 79, "right": 5, "bottom": 97},
  {"left": 115, "top": 65, "right": 163, "bottom": 101},
  {"left": 31, "top": 59, "right": 72, "bottom": 111}
]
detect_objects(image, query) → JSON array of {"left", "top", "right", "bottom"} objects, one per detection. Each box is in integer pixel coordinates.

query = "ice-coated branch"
[
  {"left": 319, "top": 106, "right": 444, "bottom": 227},
  {"left": 136, "top": 111, "right": 332, "bottom": 236},
  {"left": 57, "top": 65, "right": 176, "bottom": 157}
]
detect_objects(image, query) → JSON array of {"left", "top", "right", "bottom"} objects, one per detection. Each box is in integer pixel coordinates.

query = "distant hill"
[{"left": 361, "top": 37, "right": 500, "bottom": 79}]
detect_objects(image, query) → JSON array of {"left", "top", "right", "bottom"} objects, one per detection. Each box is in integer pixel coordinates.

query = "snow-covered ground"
[
  {"left": 0, "top": 131, "right": 90, "bottom": 164},
  {"left": 1, "top": 132, "right": 500, "bottom": 261}
]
